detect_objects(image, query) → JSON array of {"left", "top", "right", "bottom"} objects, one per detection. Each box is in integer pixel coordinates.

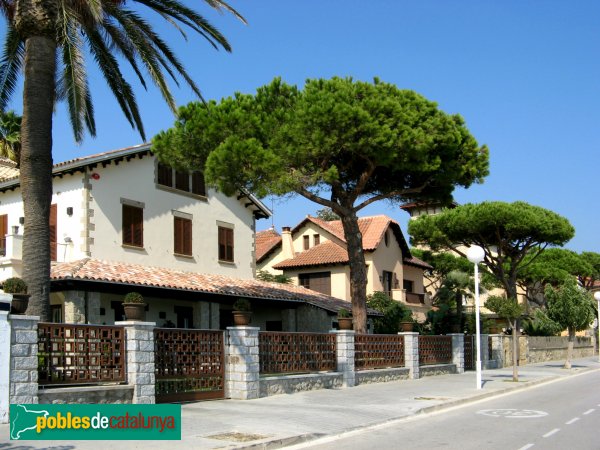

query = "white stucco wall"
[
  {"left": 86, "top": 155, "right": 256, "bottom": 278},
  {"left": 366, "top": 228, "right": 405, "bottom": 295}
]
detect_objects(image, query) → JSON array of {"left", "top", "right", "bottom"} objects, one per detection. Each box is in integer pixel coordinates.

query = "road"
[{"left": 296, "top": 369, "right": 600, "bottom": 450}]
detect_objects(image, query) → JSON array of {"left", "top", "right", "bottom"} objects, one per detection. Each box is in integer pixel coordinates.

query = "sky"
[{"left": 3, "top": 1, "right": 600, "bottom": 252}]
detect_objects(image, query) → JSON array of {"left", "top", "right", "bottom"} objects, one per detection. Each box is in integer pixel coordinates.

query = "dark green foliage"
[
  {"left": 2, "top": 276, "right": 27, "bottom": 294},
  {"left": 545, "top": 280, "right": 595, "bottom": 333},
  {"left": 233, "top": 298, "right": 251, "bottom": 312},
  {"left": 123, "top": 292, "right": 144, "bottom": 304},
  {"left": 522, "top": 309, "right": 562, "bottom": 336},
  {"left": 154, "top": 76, "right": 488, "bottom": 333},
  {"left": 485, "top": 296, "right": 524, "bottom": 323},
  {"left": 367, "top": 291, "right": 412, "bottom": 334},
  {"left": 337, "top": 308, "right": 352, "bottom": 318},
  {"left": 315, "top": 208, "right": 340, "bottom": 221},
  {"left": 256, "top": 270, "right": 292, "bottom": 284}
]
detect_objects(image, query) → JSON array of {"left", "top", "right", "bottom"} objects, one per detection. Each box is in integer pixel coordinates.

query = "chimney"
[{"left": 281, "top": 226, "right": 295, "bottom": 259}]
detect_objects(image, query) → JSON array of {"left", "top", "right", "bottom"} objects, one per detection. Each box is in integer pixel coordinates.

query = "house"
[
  {"left": 256, "top": 215, "right": 433, "bottom": 319},
  {"left": 0, "top": 144, "right": 363, "bottom": 332}
]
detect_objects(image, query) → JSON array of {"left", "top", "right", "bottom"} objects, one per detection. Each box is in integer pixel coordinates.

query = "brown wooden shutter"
[
  {"left": 174, "top": 217, "right": 192, "bottom": 256},
  {"left": 303, "top": 235, "right": 310, "bottom": 250},
  {"left": 123, "top": 204, "right": 143, "bottom": 247},
  {"left": 218, "top": 226, "right": 234, "bottom": 262},
  {"left": 157, "top": 163, "right": 173, "bottom": 187},
  {"left": 191, "top": 171, "right": 206, "bottom": 196},
  {"left": 175, "top": 170, "right": 189, "bottom": 191},
  {"left": 0, "top": 214, "right": 7, "bottom": 256},
  {"left": 49, "top": 204, "right": 57, "bottom": 261}
]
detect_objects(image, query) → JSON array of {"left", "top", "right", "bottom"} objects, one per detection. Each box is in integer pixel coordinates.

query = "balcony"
[{"left": 390, "top": 289, "right": 426, "bottom": 305}]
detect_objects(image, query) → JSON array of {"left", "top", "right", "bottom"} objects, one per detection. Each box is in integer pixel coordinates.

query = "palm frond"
[
  {"left": 0, "top": 26, "right": 23, "bottom": 111},
  {"left": 84, "top": 27, "right": 146, "bottom": 140}
]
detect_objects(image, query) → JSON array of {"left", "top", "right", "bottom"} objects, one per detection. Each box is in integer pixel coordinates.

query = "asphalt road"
[{"left": 298, "top": 369, "right": 600, "bottom": 450}]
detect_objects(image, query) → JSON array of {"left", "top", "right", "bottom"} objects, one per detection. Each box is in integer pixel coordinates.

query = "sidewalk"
[{"left": 2, "top": 357, "right": 599, "bottom": 449}]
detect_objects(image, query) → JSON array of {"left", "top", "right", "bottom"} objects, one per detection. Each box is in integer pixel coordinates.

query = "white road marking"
[
  {"left": 517, "top": 444, "right": 535, "bottom": 450},
  {"left": 543, "top": 428, "right": 560, "bottom": 438},
  {"left": 566, "top": 417, "right": 579, "bottom": 425},
  {"left": 583, "top": 409, "right": 595, "bottom": 415},
  {"left": 477, "top": 408, "right": 548, "bottom": 418}
]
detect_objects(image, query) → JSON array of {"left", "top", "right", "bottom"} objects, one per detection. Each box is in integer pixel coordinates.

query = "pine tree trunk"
[
  {"left": 564, "top": 327, "right": 575, "bottom": 369},
  {"left": 339, "top": 211, "right": 368, "bottom": 333},
  {"left": 20, "top": 36, "right": 56, "bottom": 321}
]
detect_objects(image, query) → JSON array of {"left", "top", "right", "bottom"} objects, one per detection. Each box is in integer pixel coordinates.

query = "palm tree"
[
  {"left": 0, "top": 110, "right": 21, "bottom": 164},
  {"left": 0, "top": 0, "right": 245, "bottom": 320}
]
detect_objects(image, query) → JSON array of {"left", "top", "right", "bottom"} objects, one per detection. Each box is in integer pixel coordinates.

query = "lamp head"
[
  {"left": 594, "top": 291, "right": 600, "bottom": 302},
  {"left": 467, "top": 245, "right": 485, "bottom": 264}
]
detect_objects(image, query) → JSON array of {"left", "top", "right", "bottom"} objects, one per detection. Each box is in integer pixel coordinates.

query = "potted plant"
[
  {"left": 122, "top": 292, "right": 146, "bottom": 321},
  {"left": 337, "top": 308, "right": 353, "bottom": 330},
  {"left": 232, "top": 298, "right": 252, "bottom": 326},
  {"left": 3, "top": 277, "right": 29, "bottom": 314},
  {"left": 399, "top": 311, "right": 415, "bottom": 332}
]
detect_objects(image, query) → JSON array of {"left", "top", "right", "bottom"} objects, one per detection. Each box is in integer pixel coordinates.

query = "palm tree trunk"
[
  {"left": 340, "top": 210, "right": 368, "bottom": 333},
  {"left": 20, "top": 35, "right": 56, "bottom": 321}
]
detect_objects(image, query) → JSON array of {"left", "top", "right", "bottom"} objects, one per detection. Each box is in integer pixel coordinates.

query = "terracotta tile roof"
[
  {"left": 403, "top": 256, "right": 433, "bottom": 270},
  {"left": 273, "top": 241, "right": 349, "bottom": 269},
  {"left": 255, "top": 228, "right": 282, "bottom": 262},
  {"left": 50, "top": 258, "right": 366, "bottom": 314},
  {"left": 0, "top": 157, "right": 19, "bottom": 181}
]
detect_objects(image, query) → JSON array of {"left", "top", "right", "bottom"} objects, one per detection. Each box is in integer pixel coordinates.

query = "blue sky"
[{"left": 4, "top": 1, "right": 600, "bottom": 252}]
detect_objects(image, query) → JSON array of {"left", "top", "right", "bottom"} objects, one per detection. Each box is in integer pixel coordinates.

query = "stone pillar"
[
  {"left": 0, "top": 311, "right": 10, "bottom": 423},
  {"left": 488, "top": 334, "right": 504, "bottom": 369},
  {"left": 400, "top": 332, "right": 419, "bottom": 379},
  {"left": 480, "top": 333, "right": 490, "bottom": 369},
  {"left": 63, "top": 290, "right": 86, "bottom": 324},
  {"left": 449, "top": 333, "right": 465, "bottom": 374},
  {"left": 226, "top": 326, "right": 260, "bottom": 400},
  {"left": 9, "top": 315, "right": 39, "bottom": 406},
  {"left": 116, "top": 321, "right": 156, "bottom": 404},
  {"left": 331, "top": 330, "right": 355, "bottom": 388}
]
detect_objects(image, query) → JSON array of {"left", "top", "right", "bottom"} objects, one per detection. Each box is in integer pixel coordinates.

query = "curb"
[{"left": 237, "top": 366, "right": 600, "bottom": 450}]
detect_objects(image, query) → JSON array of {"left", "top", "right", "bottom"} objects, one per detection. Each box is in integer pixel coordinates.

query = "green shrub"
[
  {"left": 233, "top": 298, "right": 251, "bottom": 312},
  {"left": 337, "top": 307, "right": 351, "bottom": 318},
  {"left": 367, "top": 291, "right": 412, "bottom": 334},
  {"left": 2, "top": 277, "right": 27, "bottom": 294},
  {"left": 123, "top": 292, "right": 144, "bottom": 303}
]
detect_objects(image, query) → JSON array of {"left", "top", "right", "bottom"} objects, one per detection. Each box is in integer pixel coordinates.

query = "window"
[
  {"left": 382, "top": 271, "right": 393, "bottom": 295},
  {"left": 174, "top": 216, "right": 192, "bottom": 256},
  {"left": 218, "top": 226, "right": 234, "bottom": 262},
  {"left": 303, "top": 235, "right": 310, "bottom": 250},
  {"left": 123, "top": 204, "right": 143, "bottom": 247},
  {"left": 157, "top": 162, "right": 206, "bottom": 197},
  {"left": 51, "top": 305, "right": 63, "bottom": 323},
  {"left": 313, "top": 234, "right": 320, "bottom": 246},
  {"left": 403, "top": 279, "right": 414, "bottom": 293},
  {"left": 299, "top": 272, "right": 331, "bottom": 295}
]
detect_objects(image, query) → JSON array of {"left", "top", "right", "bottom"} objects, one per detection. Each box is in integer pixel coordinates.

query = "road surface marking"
[
  {"left": 517, "top": 444, "right": 535, "bottom": 450},
  {"left": 566, "top": 418, "right": 579, "bottom": 425},
  {"left": 583, "top": 409, "right": 595, "bottom": 415},
  {"left": 543, "top": 428, "right": 560, "bottom": 438},
  {"left": 477, "top": 409, "right": 548, "bottom": 418}
]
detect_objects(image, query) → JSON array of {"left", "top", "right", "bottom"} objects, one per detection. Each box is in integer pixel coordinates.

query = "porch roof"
[{"left": 50, "top": 258, "right": 379, "bottom": 315}]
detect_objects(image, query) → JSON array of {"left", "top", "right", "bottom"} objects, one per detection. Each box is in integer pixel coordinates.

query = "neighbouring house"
[
  {"left": 256, "top": 215, "right": 433, "bottom": 320},
  {"left": 0, "top": 144, "right": 366, "bottom": 332}
]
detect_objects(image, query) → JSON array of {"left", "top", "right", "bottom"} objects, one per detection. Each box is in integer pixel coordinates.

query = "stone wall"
[
  {"left": 355, "top": 367, "right": 409, "bottom": 384},
  {"left": 419, "top": 364, "right": 456, "bottom": 377},
  {"left": 501, "top": 335, "right": 594, "bottom": 366},
  {"left": 296, "top": 305, "right": 333, "bottom": 332},
  {"left": 38, "top": 385, "right": 133, "bottom": 404},
  {"left": 259, "top": 373, "right": 343, "bottom": 397},
  {"left": 9, "top": 315, "right": 39, "bottom": 405}
]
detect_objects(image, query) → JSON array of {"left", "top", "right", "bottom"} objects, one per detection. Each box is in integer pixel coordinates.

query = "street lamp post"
[
  {"left": 594, "top": 291, "right": 600, "bottom": 363},
  {"left": 467, "top": 245, "right": 485, "bottom": 390}
]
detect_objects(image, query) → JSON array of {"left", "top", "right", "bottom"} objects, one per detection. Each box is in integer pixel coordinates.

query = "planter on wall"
[
  {"left": 399, "top": 321, "right": 414, "bottom": 332},
  {"left": 232, "top": 311, "right": 252, "bottom": 326},
  {"left": 10, "top": 294, "right": 30, "bottom": 315},
  {"left": 338, "top": 317, "right": 353, "bottom": 330},
  {"left": 123, "top": 303, "right": 146, "bottom": 321}
]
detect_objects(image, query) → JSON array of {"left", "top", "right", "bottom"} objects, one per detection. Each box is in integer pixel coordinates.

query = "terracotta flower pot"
[
  {"left": 338, "top": 317, "right": 353, "bottom": 330},
  {"left": 399, "top": 321, "right": 414, "bottom": 332},
  {"left": 123, "top": 303, "right": 146, "bottom": 321},
  {"left": 233, "top": 311, "right": 252, "bottom": 326},
  {"left": 10, "top": 293, "right": 30, "bottom": 315}
]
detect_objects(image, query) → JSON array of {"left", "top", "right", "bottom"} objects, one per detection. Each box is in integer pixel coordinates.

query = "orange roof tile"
[
  {"left": 50, "top": 258, "right": 365, "bottom": 314},
  {"left": 273, "top": 241, "right": 349, "bottom": 269},
  {"left": 255, "top": 228, "right": 282, "bottom": 262}
]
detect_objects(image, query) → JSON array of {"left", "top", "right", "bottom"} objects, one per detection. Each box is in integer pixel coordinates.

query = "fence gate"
[
  {"left": 154, "top": 328, "right": 225, "bottom": 403},
  {"left": 464, "top": 335, "right": 475, "bottom": 371}
]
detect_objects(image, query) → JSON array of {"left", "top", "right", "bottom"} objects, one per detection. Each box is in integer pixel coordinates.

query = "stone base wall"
[
  {"left": 259, "top": 373, "right": 343, "bottom": 397},
  {"left": 501, "top": 336, "right": 594, "bottom": 366},
  {"left": 356, "top": 367, "right": 409, "bottom": 385},
  {"left": 38, "top": 385, "right": 134, "bottom": 404},
  {"left": 419, "top": 364, "right": 456, "bottom": 377},
  {"left": 528, "top": 346, "right": 594, "bottom": 364}
]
